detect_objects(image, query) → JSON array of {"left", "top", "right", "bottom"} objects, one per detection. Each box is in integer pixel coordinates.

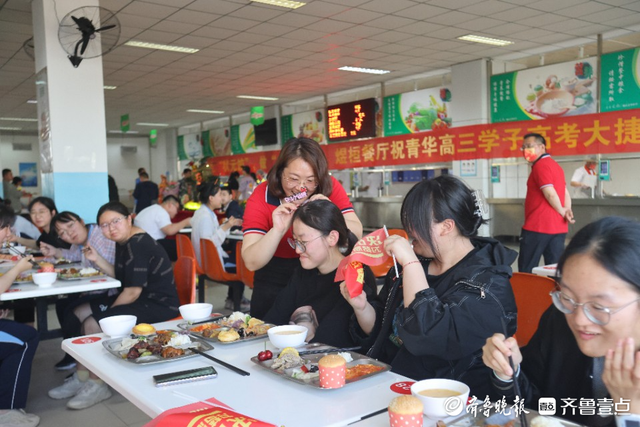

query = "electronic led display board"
[{"left": 326, "top": 98, "right": 376, "bottom": 142}]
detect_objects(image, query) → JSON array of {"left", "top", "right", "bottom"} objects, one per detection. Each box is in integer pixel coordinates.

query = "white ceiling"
[{"left": 2, "top": 0, "right": 640, "bottom": 134}]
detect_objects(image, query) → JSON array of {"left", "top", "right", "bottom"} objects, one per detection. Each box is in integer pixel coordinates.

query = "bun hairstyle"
[
  {"left": 557, "top": 216, "right": 640, "bottom": 292},
  {"left": 292, "top": 199, "right": 357, "bottom": 255},
  {"left": 197, "top": 179, "right": 221, "bottom": 204},
  {"left": 401, "top": 175, "right": 487, "bottom": 261}
]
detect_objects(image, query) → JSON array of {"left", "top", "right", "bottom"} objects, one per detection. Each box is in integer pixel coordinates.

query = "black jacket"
[
  {"left": 350, "top": 237, "right": 517, "bottom": 399},
  {"left": 492, "top": 306, "right": 614, "bottom": 427}
]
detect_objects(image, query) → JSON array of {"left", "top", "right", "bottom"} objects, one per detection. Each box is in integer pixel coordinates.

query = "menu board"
[
  {"left": 491, "top": 58, "right": 598, "bottom": 123},
  {"left": 383, "top": 87, "right": 452, "bottom": 136},
  {"left": 281, "top": 109, "right": 326, "bottom": 145},
  {"left": 600, "top": 47, "right": 640, "bottom": 112},
  {"left": 327, "top": 98, "right": 377, "bottom": 143}
]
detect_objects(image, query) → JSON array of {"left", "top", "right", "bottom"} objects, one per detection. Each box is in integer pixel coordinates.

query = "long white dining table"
[
  {"left": 531, "top": 263, "right": 557, "bottom": 277},
  {"left": 1, "top": 269, "right": 121, "bottom": 339},
  {"left": 62, "top": 318, "right": 413, "bottom": 427}
]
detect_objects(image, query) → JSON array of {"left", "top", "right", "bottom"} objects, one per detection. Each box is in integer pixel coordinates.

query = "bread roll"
[
  {"left": 132, "top": 323, "right": 156, "bottom": 336},
  {"left": 319, "top": 354, "right": 346, "bottom": 368},
  {"left": 388, "top": 395, "right": 423, "bottom": 414}
]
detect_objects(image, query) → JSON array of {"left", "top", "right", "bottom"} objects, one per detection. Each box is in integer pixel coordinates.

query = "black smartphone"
[{"left": 153, "top": 366, "right": 217, "bottom": 387}]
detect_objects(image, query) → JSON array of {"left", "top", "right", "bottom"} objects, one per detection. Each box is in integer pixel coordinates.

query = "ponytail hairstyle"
[
  {"left": 197, "top": 178, "right": 221, "bottom": 204},
  {"left": 401, "top": 175, "right": 487, "bottom": 262},
  {"left": 292, "top": 199, "right": 357, "bottom": 256}
]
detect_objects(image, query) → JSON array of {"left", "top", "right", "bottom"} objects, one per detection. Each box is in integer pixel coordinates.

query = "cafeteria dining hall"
[{"left": 3, "top": 0, "right": 640, "bottom": 426}]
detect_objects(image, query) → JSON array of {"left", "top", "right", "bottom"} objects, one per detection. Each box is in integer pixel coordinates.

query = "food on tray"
[
  {"left": 530, "top": 416, "right": 563, "bottom": 427},
  {"left": 117, "top": 331, "right": 196, "bottom": 361},
  {"left": 58, "top": 267, "right": 102, "bottom": 278},
  {"left": 132, "top": 323, "right": 156, "bottom": 336},
  {"left": 257, "top": 349, "right": 273, "bottom": 361},
  {"left": 13, "top": 273, "right": 33, "bottom": 283},
  {"left": 160, "top": 346, "right": 185, "bottom": 358},
  {"left": 191, "top": 323, "right": 223, "bottom": 337},
  {"left": 271, "top": 351, "right": 304, "bottom": 370},
  {"left": 319, "top": 354, "right": 346, "bottom": 389},
  {"left": 484, "top": 410, "right": 516, "bottom": 427},
  {"left": 248, "top": 317, "right": 264, "bottom": 328},
  {"left": 388, "top": 395, "right": 423, "bottom": 427},
  {"left": 52, "top": 258, "right": 74, "bottom": 265},
  {"left": 38, "top": 262, "right": 55, "bottom": 273},
  {"left": 345, "top": 363, "right": 384, "bottom": 380},
  {"left": 218, "top": 329, "right": 240, "bottom": 342}
]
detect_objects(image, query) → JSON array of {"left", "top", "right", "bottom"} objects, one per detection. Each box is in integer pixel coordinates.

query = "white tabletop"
[
  {"left": 62, "top": 319, "right": 410, "bottom": 426},
  {"left": 531, "top": 263, "right": 557, "bottom": 277},
  {"left": 1, "top": 276, "right": 121, "bottom": 301}
]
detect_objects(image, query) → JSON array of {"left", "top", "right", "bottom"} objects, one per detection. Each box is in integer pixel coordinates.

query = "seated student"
[
  {"left": 10, "top": 197, "right": 70, "bottom": 251},
  {"left": 341, "top": 175, "right": 517, "bottom": 398},
  {"left": 264, "top": 200, "right": 377, "bottom": 347},
  {"left": 219, "top": 184, "right": 243, "bottom": 225},
  {"left": 48, "top": 202, "right": 180, "bottom": 410},
  {"left": 191, "top": 180, "right": 246, "bottom": 311},
  {"left": 0, "top": 205, "right": 40, "bottom": 427},
  {"left": 483, "top": 216, "right": 640, "bottom": 426},
  {"left": 133, "top": 195, "right": 191, "bottom": 261}
]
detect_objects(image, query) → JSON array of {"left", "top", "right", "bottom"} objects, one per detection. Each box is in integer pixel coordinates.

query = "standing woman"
[
  {"left": 48, "top": 202, "right": 179, "bottom": 410},
  {"left": 191, "top": 180, "right": 244, "bottom": 310},
  {"left": 242, "top": 137, "right": 363, "bottom": 318},
  {"left": 341, "top": 175, "right": 517, "bottom": 398},
  {"left": 264, "top": 200, "right": 376, "bottom": 347}
]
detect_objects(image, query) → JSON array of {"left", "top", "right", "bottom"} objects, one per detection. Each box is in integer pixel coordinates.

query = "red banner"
[{"left": 207, "top": 109, "right": 640, "bottom": 174}]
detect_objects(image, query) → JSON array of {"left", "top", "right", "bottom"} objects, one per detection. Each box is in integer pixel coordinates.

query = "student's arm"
[
  {"left": 0, "top": 257, "right": 34, "bottom": 293},
  {"left": 111, "top": 287, "right": 142, "bottom": 307},
  {"left": 242, "top": 203, "right": 296, "bottom": 271},
  {"left": 160, "top": 217, "right": 192, "bottom": 236}
]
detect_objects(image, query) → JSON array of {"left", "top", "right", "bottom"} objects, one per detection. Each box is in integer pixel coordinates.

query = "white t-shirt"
[
  {"left": 12, "top": 216, "right": 42, "bottom": 240},
  {"left": 133, "top": 204, "right": 171, "bottom": 240},
  {"left": 190, "top": 205, "right": 229, "bottom": 268},
  {"left": 571, "top": 166, "right": 597, "bottom": 198}
]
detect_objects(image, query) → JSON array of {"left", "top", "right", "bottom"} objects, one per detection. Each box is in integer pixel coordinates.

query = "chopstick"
[
  {"left": 383, "top": 225, "right": 399, "bottom": 278},
  {"left": 191, "top": 348, "right": 250, "bottom": 376},
  {"left": 296, "top": 346, "right": 361, "bottom": 356},
  {"left": 7, "top": 246, "right": 40, "bottom": 268},
  {"left": 500, "top": 318, "right": 528, "bottom": 427},
  {"left": 188, "top": 315, "right": 225, "bottom": 326}
]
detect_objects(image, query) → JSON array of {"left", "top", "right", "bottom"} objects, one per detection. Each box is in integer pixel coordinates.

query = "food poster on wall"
[
  {"left": 280, "top": 109, "right": 326, "bottom": 145},
  {"left": 601, "top": 47, "right": 640, "bottom": 112},
  {"left": 177, "top": 133, "right": 202, "bottom": 160},
  {"left": 383, "top": 87, "right": 452, "bottom": 136},
  {"left": 202, "top": 128, "right": 231, "bottom": 156},
  {"left": 230, "top": 123, "right": 256, "bottom": 154},
  {"left": 490, "top": 57, "right": 598, "bottom": 123}
]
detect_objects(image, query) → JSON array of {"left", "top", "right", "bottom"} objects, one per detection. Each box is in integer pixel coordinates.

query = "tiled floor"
[{"left": 25, "top": 280, "right": 245, "bottom": 427}]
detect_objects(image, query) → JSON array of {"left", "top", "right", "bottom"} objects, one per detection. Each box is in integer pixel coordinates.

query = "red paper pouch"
[{"left": 344, "top": 261, "right": 364, "bottom": 298}]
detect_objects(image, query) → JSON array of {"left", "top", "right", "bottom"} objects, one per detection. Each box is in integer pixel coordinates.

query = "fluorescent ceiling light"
[
  {"left": 237, "top": 95, "right": 279, "bottom": 101},
  {"left": 187, "top": 109, "right": 225, "bottom": 114},
  {"left": 457, "top": 35, "right": 513, "bottom": 46},
  {"left": 0, "top": 117, "right": 38, "bottom": 122},
  {"left": 136, "top": 122, "right": 169, "bottom": 127},
  {"left": 124, "top": 41, "right": 199, "bottom": 54},
  {"left": 104, "top": 86, "right": 117, "bottom": 90},
  {"left": 250, "top": 0, "right": 305, "bottom": 9},
  {"left": 0, "top": 127, "right": 21, "bottom": 131},
  {"left": 108, "top": 130, "right": 139, "bottom": 134},
  {"left": 27, "top": 99, "right": 37, "bottom": 104},
  {"left": 338, "top": 66, "right": 390, "bottom": 75}
]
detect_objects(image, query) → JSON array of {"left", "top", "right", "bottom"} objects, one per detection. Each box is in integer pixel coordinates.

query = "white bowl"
[
  {"left": 411, "top": 378, "right": 470, "bottom": 419},
  {"left": 32, "top": 272, "right": 57, "bottom": 287},
  {"left": 267, "top": 325, "right": 308, "bottom": 348},
  {"left": 179, "top": 303, "right": 213, "bottom": 321},
  {"left": 99, "top": 315, "right": 137, "bottom": 338}
]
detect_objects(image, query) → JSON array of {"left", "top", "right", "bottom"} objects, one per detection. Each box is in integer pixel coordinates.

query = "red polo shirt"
[{"left": 523, "top": 154, "right": 569, "bottom": 234}]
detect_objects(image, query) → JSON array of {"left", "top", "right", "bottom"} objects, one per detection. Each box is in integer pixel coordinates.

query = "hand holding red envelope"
[{"left": 335, "top": 228, "right": 391, "bottom": 297}]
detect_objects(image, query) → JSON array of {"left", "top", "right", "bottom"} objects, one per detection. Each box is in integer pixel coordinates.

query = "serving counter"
[
  {"left": 488, "top": 197, "right": 640, "bottom": 239},
  {"left": 351, "top": 196, "right": 404, "bottom": 231}
]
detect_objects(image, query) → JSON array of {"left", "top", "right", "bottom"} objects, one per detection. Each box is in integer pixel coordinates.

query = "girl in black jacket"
[{"left": 341, "top": 175, "right": 517, "bottom": 399}]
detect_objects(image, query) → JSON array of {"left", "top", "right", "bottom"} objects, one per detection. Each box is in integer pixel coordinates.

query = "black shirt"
[{"left": 36, "top": 229, "right": 71, "bottom": 249}]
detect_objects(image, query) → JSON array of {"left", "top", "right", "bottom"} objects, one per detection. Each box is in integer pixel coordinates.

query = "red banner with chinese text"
[
  {"left": 206, "top": 109, "right": 640, "bottom": 174},
  {"left": 205, "top": 151, "right": 280, "bottom": 177}
]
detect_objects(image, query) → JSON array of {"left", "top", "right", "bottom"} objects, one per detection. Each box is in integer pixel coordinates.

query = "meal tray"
[
  {"left": 178, "top": 321, "right": 273, "bottom": 345},
  {"left": 58, "top": 274, "right": 105, "bottom": 281},
  {"left": 250, "top": 342, "right": 391, "bottom": 389},
  {"left": 102, "top": 330, "right": 214, "bottom": 365}
]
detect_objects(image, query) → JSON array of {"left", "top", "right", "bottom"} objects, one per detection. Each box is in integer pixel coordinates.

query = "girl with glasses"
[
  {"left": 241, "top": 137, "right": 363, "bottom": 318},
  {"left": 263, "top": 200, "right": 376, "bottom": 347},
  {"left": 483, "top": 216, "right": 640, "bottom": 425},
  {"left": 342, "top": 175, "right": 518, "bottom": 399},
  {"left": 48, "top": 202, "right": 180, "bottom": 410}
]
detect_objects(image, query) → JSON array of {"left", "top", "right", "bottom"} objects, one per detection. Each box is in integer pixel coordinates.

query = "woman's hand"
[
  {"left": 603, "top": 338, "right": 640, "bottom": 414},
  {"left": 308, "top": 193, "right": 329, "bottom": 203},
  {"left": 383, "top": 235, "right": 417, "bottom": 266},
  {"left": 272, "top": 203, "right": 297, "bottom": 234},
  {"left": 83, "top": 245, "right": 98, "bottom": 262},
  {"left": 15, "top": 255, "right": 35, "bottom": 274},
  {"left": 289, "top": 305, "right": 318, "bottom": 341},
  {"left": 40, "top": 242, "right": 60, "bottom": 258},
  {"left": 482, "top": 333, "right": 522, "bottom": 381},
  {"left": 340, "top": 281, "right": 369, "bottom": 312}
]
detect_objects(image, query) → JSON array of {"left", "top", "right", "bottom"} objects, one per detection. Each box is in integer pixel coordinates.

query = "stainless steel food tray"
[
  {"left": 178, "top": 321, "right": 273, "bottom": 345},
  {"left": 102, "top": 330, "right": 214, "bottom": 365},
  {"left": 250, "top": 342, "right": 391, "bottom": 389}
]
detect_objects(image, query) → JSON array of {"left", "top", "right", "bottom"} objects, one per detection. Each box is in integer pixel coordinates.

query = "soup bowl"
[
  {"left": 410, "top": 378, "right": 470, "bottom": 419},
  {"left": 99, "top": 315, "right": 137, "bottom": 338},
  {"left": 267, "top": 325, "right": 308, "bottom": 348},
  {"left": 179, "top": 303, "right": 213, "bottom": 321}
]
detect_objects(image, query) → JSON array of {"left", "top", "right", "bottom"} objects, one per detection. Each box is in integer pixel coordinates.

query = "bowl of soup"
[
  {"left": 410, "top": 378, "right": 470, "bottom": 419},
  {"left": 267, "top": 325, "right": 308, "bottom": 348}
]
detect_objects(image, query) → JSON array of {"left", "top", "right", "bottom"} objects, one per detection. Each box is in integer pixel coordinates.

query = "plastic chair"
[
  {"left": 176, "top": 233, "right": 207, "bottom": 303},
  {"left": 174, "top": 256, "right": 197, "bottom": 306},
  {"left": 368, "top": 229, "right": 409, "bottom": 278},
  {"left": 201, "top": 239, "right": 245, "bottom": 310},
  {"left": 235, "top": 241, "right": 254, "bottom": 289},
  {"left": 510, "top": 272, "right": 556, "bottom": 347}
]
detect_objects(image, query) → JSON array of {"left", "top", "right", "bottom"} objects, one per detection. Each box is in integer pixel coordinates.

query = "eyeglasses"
[
  {"left": 57, "top": 220, "right": 77, "bottom": 238},
  {"left": 550, "top": 290, "right": 640, "bottom": 326},
  {"left": 99, "top": 216, "right": 127, "bottom": 230},
  {"left": 283, "top": 175, "right": 317, "bottom": 190},
  {"left": 287, "top": 234, "right": 325, "bottom": 253}
]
